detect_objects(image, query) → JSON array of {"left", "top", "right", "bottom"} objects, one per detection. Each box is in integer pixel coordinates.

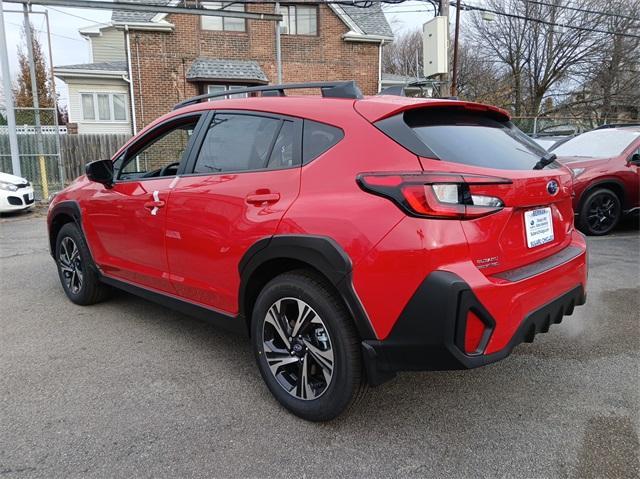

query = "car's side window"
[
  {"left": 302, "top": 120, "right": 344, "bottom": 164},
  {"left": 193, "top": 113, "right": 297, "bottom": 174},
  {"left": 116, "top": 115, "right": 201, "bottom": 181}
]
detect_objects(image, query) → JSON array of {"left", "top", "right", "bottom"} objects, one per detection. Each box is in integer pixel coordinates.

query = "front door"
[
  {"left": 83, "top": 113, "right": 204, "bottom": 293},
  {"left": 165, "top": 111, "right": 302, "bottom": 313}
]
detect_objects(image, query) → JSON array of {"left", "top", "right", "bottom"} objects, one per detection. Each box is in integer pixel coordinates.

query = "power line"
[
  {"left": 47, "top": 6, "right": 110, "bottom": 25},
  {"left": 458, "top": 2, "right": 640, "bottom": 39},
  {"left": 526, "top": 0, "right": 640, "bottom": 22}
]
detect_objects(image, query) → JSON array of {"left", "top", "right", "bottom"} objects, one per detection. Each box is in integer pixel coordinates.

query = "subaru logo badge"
[{"left": 547, "top": 180, "right": 559, "bottom": 195}]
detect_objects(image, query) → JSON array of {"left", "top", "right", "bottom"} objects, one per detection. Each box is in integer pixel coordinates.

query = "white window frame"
[
  {"left": 207, "top": 84, "right": 249, "bottom": 100},
  {"left": 79, "top": 92, "right": 129, "bottom": 123},
  {"left": 279, "top": 4, "right": 318, "bottom": 36},
  {"left": 201, "top": 2, "right": 246, "bottom": 32}
]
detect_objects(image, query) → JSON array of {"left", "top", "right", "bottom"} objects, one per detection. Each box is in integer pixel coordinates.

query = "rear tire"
[
  {"left": 578, "top": 188, "right": 621, "bottom": 236},
  {"left": 55, "top": 222, "right": 110, "bottom": 305},
  {"left": 251, "top": 270, "right": 367, "bottom": 421}
]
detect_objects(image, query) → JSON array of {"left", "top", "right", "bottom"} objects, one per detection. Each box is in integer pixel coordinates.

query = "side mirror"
[
  {"left": 85, "top": 159, "right": 114, "bottom": 188},
  {"left": 629, "top": 152, "right": 640, "bottom": 166}
]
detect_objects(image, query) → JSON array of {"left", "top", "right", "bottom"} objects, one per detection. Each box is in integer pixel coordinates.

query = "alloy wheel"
[
  {"left": 586, "top": 192, "right": 619, "bottom": 234},
  {"left": 59, "top": 237, "right": 83, "bottom": 294},
  {"left": 262, "top": 297, "right": 334, "bottom": 400}
]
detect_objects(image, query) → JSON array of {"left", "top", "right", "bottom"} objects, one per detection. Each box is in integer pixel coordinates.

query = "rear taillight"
[{"left": 356, "top": 172, "right": 511, "bottom": 219}]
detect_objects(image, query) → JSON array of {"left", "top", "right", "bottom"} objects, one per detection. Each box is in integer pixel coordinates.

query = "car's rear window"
[
  {"left": 552, "top": 129, "right": 640, "bottom": 158},
  {"left": 403, "top": 109, "right": 551, "bottom": 170}
]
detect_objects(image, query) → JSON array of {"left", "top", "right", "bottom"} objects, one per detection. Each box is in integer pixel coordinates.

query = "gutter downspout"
[
  {"left": 378, "top": 39, "right": 384, "bottom": 93},
  {"left": 134, "top": 34, "right": 145, "bottom": 130},
  {"left": 124, "top": 25, "right": 137, "bottom": 135}
]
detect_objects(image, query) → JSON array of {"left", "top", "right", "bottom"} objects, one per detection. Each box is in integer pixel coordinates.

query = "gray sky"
[{"left": 1, "top": 1, "right": 440, "bottom": 107}]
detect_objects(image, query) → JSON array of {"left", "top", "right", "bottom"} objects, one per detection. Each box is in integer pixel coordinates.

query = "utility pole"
[
  {"left": 275, "top": 1, "right": 282, "bottom": 83},
  {"left": 439, "top": 0, "right": 450, "bottom": 97},
  {"left": 44, "top": 10, "right": 64, "bottom": 185},
  {"left": 450, "top": 0, "right": 462, "bottom": 97},
  {"left": 0, "top": 0, "right": 22, "bottom": 176},
  {"left": 23, "top": 3, "right": 48, "bottom": 198}
]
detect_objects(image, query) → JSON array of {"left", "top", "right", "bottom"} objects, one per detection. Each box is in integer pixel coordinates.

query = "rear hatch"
[{"left": 369, "top": 103, "right": 575, "bottom": 276}]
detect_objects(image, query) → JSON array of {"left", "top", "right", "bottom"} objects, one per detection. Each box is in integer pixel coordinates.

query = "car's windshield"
[{"left": 552, "top": 129, "right": 640, "bottom": 158}]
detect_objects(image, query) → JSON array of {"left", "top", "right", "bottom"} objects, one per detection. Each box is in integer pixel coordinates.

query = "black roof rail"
[
  {"left": 173, "top": 80, "right": 363, "bottom": 110},
  {"left": 594, "top": 123, "right": 640, "bottom": 130}
]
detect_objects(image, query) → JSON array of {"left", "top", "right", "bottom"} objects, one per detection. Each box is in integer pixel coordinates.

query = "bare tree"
[
  {"left": 382, "top": 29, "right": 423, "bottom": 79},
  {"left": 468, "top": 0, "right": 609, "bottom": 117}
]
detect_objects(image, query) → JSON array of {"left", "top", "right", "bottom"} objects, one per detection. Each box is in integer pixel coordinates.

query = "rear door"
[
  {"left": 380, "top": 107, "right": 575, "bottom": 275},
  {"left": 164, "top": 110, "right": 302, "bottom": 314}
]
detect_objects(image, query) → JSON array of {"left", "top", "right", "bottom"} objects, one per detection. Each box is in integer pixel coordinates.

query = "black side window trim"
[
  {"left": 374, "top": 113, "right": 436, "bottom": 159},
  {"left": 182, "top": 109, "right": 303, "bottom": 176},
  {"left": 113, "top": 111, "right": 208, "bottom": 182}
]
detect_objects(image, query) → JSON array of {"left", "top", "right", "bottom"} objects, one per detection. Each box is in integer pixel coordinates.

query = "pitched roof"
[
  {"left": 55, "top": 61, "right": 128, "bottom": 72},
  {"left": 186, "top": 58, "right": 268, "bottom": 83},
  {"left": 111, "top": 1, "right": 393, "bottom": 38},
  {"left": 340, "top": 3, "right": 393, "bottom": 37},
  {"left": 111, "top": 0, "right": 167, "bottom": 23}
]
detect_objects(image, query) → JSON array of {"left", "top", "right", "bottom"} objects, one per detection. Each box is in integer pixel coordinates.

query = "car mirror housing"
[
  {"left": 85, "top": 159, "right": 114, "bottom": 188},
  {"left": 629, "top": 152, "right": 640, "bottom": 165}
]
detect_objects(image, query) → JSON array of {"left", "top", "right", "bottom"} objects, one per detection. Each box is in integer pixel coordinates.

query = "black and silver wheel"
[
  {"left": 262, "top": 297, "right": 335, "bottom": 400},
  {"left": 59, "top": 236, "right": 83, "bottom": 295},
  {"left": 578, "top": 188, "right": 621, "bottom": 236},
  {"left": 252, "top": 270, "right": 367, "bottom": 421},
  {"left": 55, "top": 222, "right": 110, "bottom": 305}
]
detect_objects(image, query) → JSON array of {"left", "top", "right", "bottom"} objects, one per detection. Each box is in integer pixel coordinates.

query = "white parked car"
[{"left": 0, "top": 171, "right": 35, "bottom": 213}]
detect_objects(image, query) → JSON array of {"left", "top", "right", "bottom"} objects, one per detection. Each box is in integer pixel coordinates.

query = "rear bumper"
[{"left": 362, "top": 249, "right": 587, "bottom": 386}]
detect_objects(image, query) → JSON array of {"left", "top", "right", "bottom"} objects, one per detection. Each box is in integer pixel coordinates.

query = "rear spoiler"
[{"left": 355, "top": 98, "right": 510, "bottom": 123}]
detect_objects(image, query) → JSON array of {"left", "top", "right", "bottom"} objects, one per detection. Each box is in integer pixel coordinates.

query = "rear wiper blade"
[{"left": 533, "top": 153, "right": 557, "bottom": 170}]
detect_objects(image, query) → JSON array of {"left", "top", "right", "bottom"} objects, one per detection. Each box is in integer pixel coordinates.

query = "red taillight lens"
[
  {"left": 464, "top": 311, "right": 487, "bottom": 354},
  {"left": 357, "top": 172, "right": 511, "bottom": 219}
]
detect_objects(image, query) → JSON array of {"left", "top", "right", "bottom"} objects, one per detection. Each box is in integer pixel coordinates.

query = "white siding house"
[{"left": 54, "top": 24, "right": 132, "bottom": 135}]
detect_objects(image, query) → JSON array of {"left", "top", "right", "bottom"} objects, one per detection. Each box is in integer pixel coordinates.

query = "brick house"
[{"left": 55, "top": 1, "right": 393, "bottom": 134}]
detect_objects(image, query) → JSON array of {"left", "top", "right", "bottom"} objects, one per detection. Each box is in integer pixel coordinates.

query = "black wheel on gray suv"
[
  {"left": 55, "top": 222, "right": 110, "bottom": 305},
  {"left": 578, "top": 188, "right": 622, "bottom": 236},
  {"left": 251, "top": 270, "right": 367, "bottom": 421}
]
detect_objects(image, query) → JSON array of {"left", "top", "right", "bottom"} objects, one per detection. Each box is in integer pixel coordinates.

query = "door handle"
[
  {"left": 246, "top": 193, "right": 280, "bottom": 205},
  {"left": 145, "top": 190, "right": 166, "bottom": 215},
  {"left": 144, "top": 200, "right": 166, "bottom": 209}
]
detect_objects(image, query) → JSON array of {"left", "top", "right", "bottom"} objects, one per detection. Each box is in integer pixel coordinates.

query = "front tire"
[
  {"left": 578, "top": 188, "right": 622, "bottom": 236},
  {"left": 55, "top": 222, "right": 110, "bottom": 305},
  {"left": 251, "top": 270, "right": 367, "bottom": 421}
]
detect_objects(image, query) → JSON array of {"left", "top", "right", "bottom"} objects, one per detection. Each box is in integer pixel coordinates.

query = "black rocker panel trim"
[
  {"left": 362, "top": 270, "right": 586, "bottom": 386},
  {"left": 239, "top": 235, "right": 376, "bottom": 340},
  {"left": 47, "top": 200, "right": 82, "bottom": 257},
  {"left": 100, "top": 275, "right": 244, "bottom": 334}
]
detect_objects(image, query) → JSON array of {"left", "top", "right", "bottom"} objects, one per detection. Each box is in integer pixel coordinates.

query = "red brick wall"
[{"left": 129, "top": 3, "right": 381, "bottom": 130}]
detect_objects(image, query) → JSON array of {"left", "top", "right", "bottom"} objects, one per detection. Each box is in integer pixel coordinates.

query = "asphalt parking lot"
[{"left": 1, "top": 211, "right": 638, "bottom": 479}]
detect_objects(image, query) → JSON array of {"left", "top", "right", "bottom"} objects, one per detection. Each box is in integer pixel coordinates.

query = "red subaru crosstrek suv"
[
  {"left": 48, "top": 82, "right": 587, "bottom": 421},
  {"left": 551, "top": 125, "right": 640, "bottom": 235}
]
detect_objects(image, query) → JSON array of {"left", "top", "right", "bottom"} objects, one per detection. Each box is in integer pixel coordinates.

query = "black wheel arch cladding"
[{"left": 238, "top": 235, "right": 377, "bottom": 341}]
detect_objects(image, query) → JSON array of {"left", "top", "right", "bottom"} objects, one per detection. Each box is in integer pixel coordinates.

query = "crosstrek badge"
[{"left": 524, "top": 207, "right": 555, "bottom": 248}]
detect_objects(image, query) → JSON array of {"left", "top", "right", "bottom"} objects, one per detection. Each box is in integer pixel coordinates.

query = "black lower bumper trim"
[{"left": 362, "top": 271, "right": 586, "bottom": 386}]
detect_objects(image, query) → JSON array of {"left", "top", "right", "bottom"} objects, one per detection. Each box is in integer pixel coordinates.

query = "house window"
[
  {"left": 80, "top": 93, "right": 128, "bottom": 122},
  {"left": 207, "top": 84, "right": 248, "bottom": 99},
  {"left": 201, "top": 2, "right": 246, "bottom": 32},
  {"left": 279, "top": 4, "right": 318, "bottom": 35}
]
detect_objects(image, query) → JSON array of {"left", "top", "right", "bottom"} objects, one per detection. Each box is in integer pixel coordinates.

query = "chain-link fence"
[{"left": 0, "top": 107, "right": 65, "bottom": 200}]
